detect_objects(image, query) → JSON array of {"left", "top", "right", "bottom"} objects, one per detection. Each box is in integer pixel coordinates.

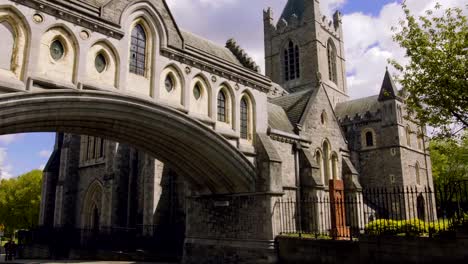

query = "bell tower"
[{"left": 264, "top": 0, "right": 349, "bottom": 105}]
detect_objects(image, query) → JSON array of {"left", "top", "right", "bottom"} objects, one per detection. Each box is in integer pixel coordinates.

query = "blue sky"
[{"left": 0, "top": 0, "right": 465, "bottom": 179}]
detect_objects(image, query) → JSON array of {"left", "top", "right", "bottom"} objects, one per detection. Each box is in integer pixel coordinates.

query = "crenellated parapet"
[
  {"left": 339, "top": 109, "right": 382, "bottom": 126},
  {"left": 263, "top": 7, "right": 342, "bottom": 39},
  {"left": 226, "top": 38, "right": 260, "bottom": 73}
]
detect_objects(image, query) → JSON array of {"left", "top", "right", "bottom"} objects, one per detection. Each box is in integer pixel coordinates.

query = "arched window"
[
  {"left": 327, "top": 39, "right": 337, "bottom": 83},
  {"left": 316, "top": 151, "right": 325, "bottom": 185},
  {"left": 366, "top": 131, "right": 374, "bottom": 147},
  {"left": 415, "top": 162, "right": 421, "bottom": 185},
  {"left": 130, "top": 24, "right": 147, "bottom": 76},
  {"left": 320, "top": 111, "right": 327, "bottom": 125},
  {"left": 217, "top": 90, "right": 227, "bottom": 123},
  {"left": 0, "top": 21, "right": 14, "bottom": 71},
  {"left": 417, "top": 128, "right": 424, "bottom": 150},
  {"left": 284, "top": 40, "right": 300, "bottom": 81},
  {"left": 240, "top": 97, "right": 249, "bottom": 139},
  {"left": 406, "top": 126, "right": 411, "bottom": 146},
  {"left": 331, "top": 153, "right": 339, "bottom": 180},
  {"left": 323, "top": 141, "right": 331, "bottom": 184}
]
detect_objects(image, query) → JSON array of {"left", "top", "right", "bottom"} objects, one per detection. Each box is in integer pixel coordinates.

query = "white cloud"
[
  {"left": 343, "top": 0, "right": 466, "bottom": 99},
  {"left": 168, "top": 0, "right": 466, "bottom": 100},
  {"left": 38, "top": 150, "right": 52, "bottom": 158},
  {"left": 0, "top": 134, "right": 24, "bottom": 145},
  {"left": 0, "top": 148, "right": 13, "bottom": 179}
]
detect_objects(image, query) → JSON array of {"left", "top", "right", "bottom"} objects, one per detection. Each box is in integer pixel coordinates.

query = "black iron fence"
[{"left": 276, "top": 182, "right": 468, "bottom": 240}]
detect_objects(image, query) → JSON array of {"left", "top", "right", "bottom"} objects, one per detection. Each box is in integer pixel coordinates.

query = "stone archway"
[
  {"left": 0, "top": 90, "right": 256, "bottom": 194},
  {"left": 81, "top": 181, "right": 103, "bottom": 229}
]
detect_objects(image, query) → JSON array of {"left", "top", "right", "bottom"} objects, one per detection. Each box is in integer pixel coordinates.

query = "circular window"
[
  {"left": 193, "top": 83, "right": 202, "bottom": 100},
  {"left": 95, "top": 53, "right": 107, "bottom": 73},
  {"left": 165, "top": 74, "right": 175, "bottom": 92},
  {"left": 50, "top": 40, "right": 65, "bottom": 61}
]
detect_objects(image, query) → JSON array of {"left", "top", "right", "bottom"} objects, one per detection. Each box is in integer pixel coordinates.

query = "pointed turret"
[{"left": 378, "top": 68, "right": 399, "bottom": 101}]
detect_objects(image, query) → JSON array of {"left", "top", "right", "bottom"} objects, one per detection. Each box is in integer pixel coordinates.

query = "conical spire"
[
  {"left": 378, "top": 68, "right": 399, "bottom": 101},
  {"left": 279, "top": 0, "right": 306, "bottom": 23}
]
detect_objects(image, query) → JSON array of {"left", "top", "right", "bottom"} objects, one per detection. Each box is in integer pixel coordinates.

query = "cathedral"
[{"left": 0, "top": 0, "right": 432, "bottom": 261}]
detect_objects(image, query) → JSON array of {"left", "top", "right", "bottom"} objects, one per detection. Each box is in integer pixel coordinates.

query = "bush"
[{"left": 365, "top": 219, "right": 453, "bottom": 237}]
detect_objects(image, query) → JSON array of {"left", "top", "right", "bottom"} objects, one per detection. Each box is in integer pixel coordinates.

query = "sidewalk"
[{"left": 0, "top": 255, "right": 173, "bottom": 264}]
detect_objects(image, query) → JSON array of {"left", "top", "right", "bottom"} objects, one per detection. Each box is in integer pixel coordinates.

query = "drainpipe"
[{"left": 294, "top": 125, "right": 303, "bottom": 234}]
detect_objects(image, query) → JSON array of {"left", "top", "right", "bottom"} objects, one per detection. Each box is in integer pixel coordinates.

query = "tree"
[
  {"left": 429, "top": 136, "right": 468, "bottom": 209},
  {"left": 0, "top": 170, "right": 43, "bottom": 235},
  {"left": 390, "top": 2, "right": 468, "bottom": 138}
]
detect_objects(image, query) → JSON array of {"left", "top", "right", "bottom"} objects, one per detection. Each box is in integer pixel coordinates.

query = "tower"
[{"left": 264, "top": 0, "right": 349, "bottom": 105}]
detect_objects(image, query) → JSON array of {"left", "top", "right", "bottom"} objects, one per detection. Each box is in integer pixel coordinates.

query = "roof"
[
  {"left": 270, "top": 89, "right": 314, "bottom": 125},
  {"left": 378, "top": 69, "right": 399, "bottom": 101},
  {"left": 181, "top": 30, "right": 243, "bottom": 67},
  {"left": 78, "top": 0, "right": 109, "bottom": 7},
  {"left": 279, "top": 0, "right": 306, "bottom": 23},
  {"left": 268, "top": 103, "right": 295, "bottom": 134},
  {"left": 335, "top": 95, "right": 380, "bottom": 120}
]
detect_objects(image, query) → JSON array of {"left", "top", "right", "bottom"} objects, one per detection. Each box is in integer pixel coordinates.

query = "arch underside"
[{"left": 0, "top": 90, "right": 256, "bottom": 194}]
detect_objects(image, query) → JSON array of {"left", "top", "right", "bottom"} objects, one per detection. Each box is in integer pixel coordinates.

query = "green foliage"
[
  {"left": 390, "top": 2, "right": 468, "bottom": 138},
  {"left": 0, "top": 170, "right": 43, "bottom": 234},
  {"left": 365, "top": 219, "right": 453, "bottom": 237},
  {"left": 430, "top": 136, "right": 468, "bottom": 205}
]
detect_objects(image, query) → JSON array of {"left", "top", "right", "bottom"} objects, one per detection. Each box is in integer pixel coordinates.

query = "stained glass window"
[
  {"left": 217, "top": 91, "right": 227, "bottom": 122},
  {"left": 327, "top": 40, "right": 337, "bottom": 83},
  {"left": 130, "top": 24, "right": 147, "bottom": 76},
  {"left": 240, "top": 98, "right": 249, "bottom": 139}
]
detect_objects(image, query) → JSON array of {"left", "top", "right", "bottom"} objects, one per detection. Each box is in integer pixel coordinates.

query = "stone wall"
[
  {"left": 277, "top": 234, "right": 468, "bottom": 264},
  {"left": 184, "top": 193, "right": 281, "bottom": 263}
]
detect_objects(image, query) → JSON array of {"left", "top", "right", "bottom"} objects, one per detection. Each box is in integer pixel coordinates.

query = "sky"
[{"left": 0, "top": 0, "right": 466, "bottom": 179}]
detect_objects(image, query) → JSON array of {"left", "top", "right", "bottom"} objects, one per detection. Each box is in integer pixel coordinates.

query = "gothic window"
[
  {"left": 415, "top": 162, "right": 421, "bottom": 185},
  {"left": 240, "top": 97, "right": 250, "bottom": 140},
  {"left": 0, "top": 21, "right": 14, "bottom": 70},
  {"left": 417, "top": 128, "right": 424, "bottom": 150},
  {"left": 217, "top": 90, "right": 227, "bottom": 123},
  {"left": 130, "top": 24, "right": 147, "bottom": 76},
  {"left": 284, "top": 40, "right": 300, "bottom": 81},
  {"left": 323, "top": 140, "right": 331, "bottom": 184},
  {"left": 327, "top": 39, "right": 337, "bottom": 83},
  {"left": 397, "top": 105, "right": 403, "bottom": 123},
  {"left": 316, "top": 151, "right": 325, "bottom": 185},
  {"left": 366, "top": 131, "right": 374, "bottom": 147},
  {"left": 320, "top": 111, "right": 327, "bottom": 125},
  {"left": 82, "top": 136, "right": 105, "bottom": 163},
  {"left": 331, "top": 153, "right": 339, "bottom": 180},
  {"left": 406, "top": 126, "right": 411, "bottom": 147},
  {"left": 362, "top": 129, "right": 376, "bottom": 148}
]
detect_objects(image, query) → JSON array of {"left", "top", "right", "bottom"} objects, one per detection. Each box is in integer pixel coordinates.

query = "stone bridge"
[{"left": 0, "top": 89, "right": 256, "bottom": 194}]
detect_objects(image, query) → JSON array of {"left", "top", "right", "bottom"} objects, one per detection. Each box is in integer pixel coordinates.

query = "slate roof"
[
  {"left": 181, "top": 30, "right": 243, "bottom": 67},
  {"left": 270, "top": 89, "right": 314, "bottom": 126},
  {"left": 268, "top": 103, "right": 295, "bottom": 134},
  {"left": 279, "top": 0, "right": 306, "bottom": 23},
  {"left": 379, "top": 69, "right": 399, "bottom": 101},
  {"left": 76, "top": 0, "right": 108, "bottom": 7},
  {"left": 335, "top": 95, "right": 380, "bottom": 120}
]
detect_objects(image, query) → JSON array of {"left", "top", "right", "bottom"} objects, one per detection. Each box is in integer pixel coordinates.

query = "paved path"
[{"left": 0, "top": 256, "right": 175, "bottom": 264}]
